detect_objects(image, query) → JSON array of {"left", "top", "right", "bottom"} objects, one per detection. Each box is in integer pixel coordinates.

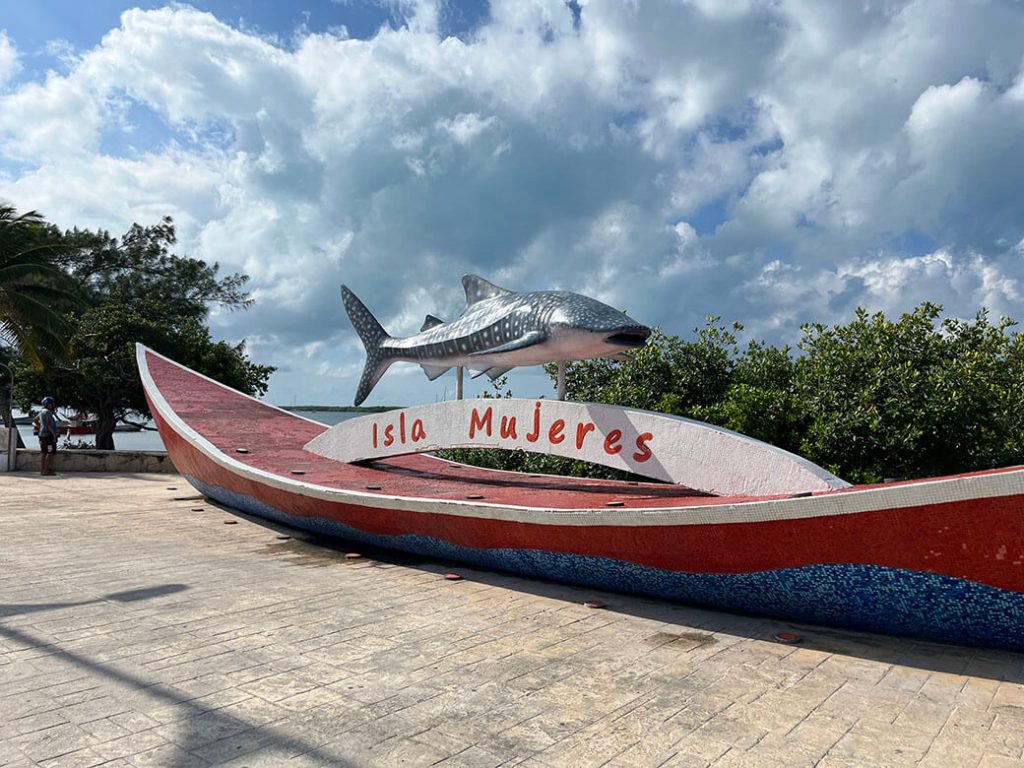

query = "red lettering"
[
  {"left": 500, "top": 416, "right": 517, "bottom": 439},
  {"left": 548, "top": 418, "right": 565, "bottom": 444},
  {"left": 383, "top": 423, "right": 395, "bottom": 447},
  {"left": 603, "top": 429, "right": 622, "bottom": 455},
  {"left": 399, "top": 412, "right": 406, "bottom": 443},
  {"left": 526, "top": 402, "right": 542, "bottom": 442},
  {"left": 411, "top": 419, "right": 426, "bottom": 442},
  {"left": 372, "top": 422, "right": 378, "bottom": 449},
  {"left": 469, "top": 407, "right": 493, "bottom": 438},
  {"left": 633, "top": 432, "right": 653, "bottom": 462},
  {"left": 576, "top": 421, "right": 596, "bottom": 449}
]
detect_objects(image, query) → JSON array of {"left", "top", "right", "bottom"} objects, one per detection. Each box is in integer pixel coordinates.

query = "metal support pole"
[
  {"left": 557, "top": 361, "right": 567, "bottom": 401},
  {"left": 456, "top": 366, "right": 464, "bottom": 400}
]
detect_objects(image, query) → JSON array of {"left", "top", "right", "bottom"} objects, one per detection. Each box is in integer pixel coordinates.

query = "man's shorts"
[{"left": 38, "top": 434, "right": 57, "bottom": 454}]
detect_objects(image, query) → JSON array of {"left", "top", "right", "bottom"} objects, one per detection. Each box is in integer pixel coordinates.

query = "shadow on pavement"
[
  {"left": 0, "top": 584, "right": 189, "bottom": 617},
  {"left": 0, "top": 582, "right": 357, "bottom": 767}
]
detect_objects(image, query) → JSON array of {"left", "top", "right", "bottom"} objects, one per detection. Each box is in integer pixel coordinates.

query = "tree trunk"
[
  {"left": 1, "top": 383, "right": 11, "bottom": 429},
  {"left": 95, "top": 406, "right": 117, "bottom": 450}
]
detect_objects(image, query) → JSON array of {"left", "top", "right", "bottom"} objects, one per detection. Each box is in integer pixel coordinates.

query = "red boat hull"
[{"left": 138, "top": 345, "right": 1024, "bottom": 649}]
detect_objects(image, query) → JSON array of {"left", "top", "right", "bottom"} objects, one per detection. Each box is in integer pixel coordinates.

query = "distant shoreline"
[{"left": 280, "top": 405, "right": 397, "bottom": 413}]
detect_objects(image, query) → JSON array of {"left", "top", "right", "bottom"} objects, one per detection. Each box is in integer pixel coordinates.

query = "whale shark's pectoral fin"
[
  {"left": 463, "top": 274, "right": 513, "bottom": 306},
  {"left": 420, "top": 364, "right": 451, "bottom": 381},
  {"left": 469, "top": 330, "right": 546, "bottom": 356},
  {"left": 484, "top": 366, "right": 512, "bottom": 380},
  {"left": 467, "top": 365, "right": 513, "bottom": 380},
  {"left": 420, "top": 314, "right": 445, "bottom": 332}
]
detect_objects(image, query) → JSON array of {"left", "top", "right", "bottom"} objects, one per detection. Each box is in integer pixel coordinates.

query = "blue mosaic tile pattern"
[{"left": 187, "top": 475, "right": 1024, "bottom": 651}]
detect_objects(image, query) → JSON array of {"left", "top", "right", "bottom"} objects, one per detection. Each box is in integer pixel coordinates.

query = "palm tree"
[
  {"left": 0, "top": 205, "right": 75, "bottom": 364},
  {"left": 0, "top": 204, "right": 77, "bottom": 428}
]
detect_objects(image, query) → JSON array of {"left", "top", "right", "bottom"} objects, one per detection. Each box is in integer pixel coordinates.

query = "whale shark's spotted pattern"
[{"left": 341, "top": 275, "right": 651, "bottom": 405}]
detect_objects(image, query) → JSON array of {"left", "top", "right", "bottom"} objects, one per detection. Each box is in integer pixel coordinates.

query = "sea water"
[{"left": 13, "top": 409, "right": 363, "bottom": 453}]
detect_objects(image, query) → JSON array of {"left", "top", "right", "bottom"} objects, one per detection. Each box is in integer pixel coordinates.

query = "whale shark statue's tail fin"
[{"left": 341, "top": 285, "right": 394, "bottom": 406}]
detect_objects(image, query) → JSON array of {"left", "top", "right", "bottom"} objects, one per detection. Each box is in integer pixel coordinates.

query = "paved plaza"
[{"left": 2, "top": 472, "right": 1024, "bottom": 767}]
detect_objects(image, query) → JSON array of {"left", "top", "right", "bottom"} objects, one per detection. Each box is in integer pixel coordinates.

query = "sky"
[{"left": 1, "top": 0, "right": 1023, "bottom": 407}]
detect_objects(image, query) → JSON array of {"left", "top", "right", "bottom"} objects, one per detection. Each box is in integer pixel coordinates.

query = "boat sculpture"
[{"left": 137, "top": 344, "right": 1024, "bottom": 650}]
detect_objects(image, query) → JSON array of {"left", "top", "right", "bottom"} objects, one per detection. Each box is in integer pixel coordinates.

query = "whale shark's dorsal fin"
[
  {"left": 462, "top": 274, "right": 512, "bottom": 306},
  {"left": 420, "top": 314, "right": 445, "bottom": 332}
]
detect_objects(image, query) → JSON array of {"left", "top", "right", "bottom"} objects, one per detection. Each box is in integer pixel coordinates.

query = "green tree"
[
  {"left": 693, "top": 340, "right": 804, "bottom": 453},
  {"left": 0, "top": 204, "right": 80, "bottom": 427},
  {"left": 15, "top": 216, "right": 273, "bottom": 449},
  {"left": 549, "top": 320, "right": 740, "bottom": 415},
  {"left": 795, "top": 304, "right": 1020, "bottom": 483}
]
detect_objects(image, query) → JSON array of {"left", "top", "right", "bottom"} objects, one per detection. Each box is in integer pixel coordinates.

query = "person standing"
[{"left": 34, "top": 396, "right": 59, "bottom": 476}]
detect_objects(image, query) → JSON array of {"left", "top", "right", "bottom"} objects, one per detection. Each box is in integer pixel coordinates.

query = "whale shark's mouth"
[{"left": 605, "top": 329, "right": 651, "bottom": 348}]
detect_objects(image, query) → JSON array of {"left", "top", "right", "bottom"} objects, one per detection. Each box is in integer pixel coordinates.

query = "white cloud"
[
  {"left": 0, "top": 32, "right": 20, "bottom": 88},
  {"left": 436, "top": 112, "right": 497, "bottom": 144},
  {"left": 0, "top": 0, "right": 1023, "bottom": 406}
]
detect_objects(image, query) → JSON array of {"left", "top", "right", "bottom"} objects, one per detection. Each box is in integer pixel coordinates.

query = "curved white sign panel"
[{"left": 303, "top": 399, "right": 849, "bottom": 497}]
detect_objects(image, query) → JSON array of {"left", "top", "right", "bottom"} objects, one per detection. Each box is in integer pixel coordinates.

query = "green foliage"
[
  {"left": 0, "top": 205, "right": 78, "bottom": 369},
  {"left": 795, "top": 305, "right": 1020, "bottom": 483},
  {"left": 7, "top": 209, "right": 273, "bottom": 449},
  {"left": 447, "top": 305, "right": 1024, "bottom": 484},
  {"left": 549, "top": 321, "right": 740, "bottom": 414},
  {"left": 693, "top": 340, "right": 804, "bottom": 453},
  {"left": 57, "top": 217, "right": 252, "bottom": 315}
]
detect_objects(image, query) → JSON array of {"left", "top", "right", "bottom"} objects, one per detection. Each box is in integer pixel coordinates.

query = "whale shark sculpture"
[{"left": 342, "top": 275, "right": 651, "bottom": 406}]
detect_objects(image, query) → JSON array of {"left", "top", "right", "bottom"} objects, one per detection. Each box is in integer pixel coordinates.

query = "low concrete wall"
[{"left": 16, "top": 449, "right": 177, "bottom": 474}]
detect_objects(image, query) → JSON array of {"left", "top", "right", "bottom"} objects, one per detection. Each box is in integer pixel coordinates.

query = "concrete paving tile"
[
  {"left": 214, "top": 696, "right": 292, "bottom": 727},
  {"left": 0, "top": 755, "right": 40, "bottom": 768},
  {"left": 712, "top": 743, "right": 820, "bottom": 768},
  {"left": 435, "top": 745, "right": 509, "bottom": 767},
  {"left": 57, "top": 694, "right": 130, "bottom": 724},
  {"left": 225, "top": 663, "right": 280, "bottom": 684},
  {"left": 5, "top": 708, "right": 68, "bottom": 737},
  {"left": 237, "top": 672, "right": 316, "bottom": 703},
  {"left": 991, "top": 682, "right": 1024, "bottom": 712},
  {"left": 827, "top": 718, "right": 935, "bottom": 766},
  {"left": 814, "top": 681, "right": 909, "bottom": 725},
  {"left": 36, "top": 747, "right": 108, "bottom": 768},
  {"left": 5, "top": 473, "right": 1024, "bottom": 767},
  {"left": 12, "top": 722, "right": 94, "bottom": 763},
  {"left": 152, "top": 709, "right": 255, "bottom": 749},
  {"left": 126, "top": 742, "right": 211, "bottom": 767},
  {"left": 816, "top": 756, "right": 897, "bottom": 768},
  {"left": 659, "top": 749, "right": 718, "bottom": 767},
  {"left": 335, "top": 728, "right": 452, "bottom": 766},
  {"left": 919, "top": 732, "right": 996, "bottom": 768},
  {"left": 0, "top": 739, "right": 29, "bottom": 766},
  {"left": 989, "top": 713, "right": 1024, "bottom": 754},
  {"left": 90, "top": 729, "right": 173, "bottom": 761},
  {"left": 217, "top": 748, "right": 302, "bottom": 767},
  {"left": 78, "top": 716, "right": 132, "bottom": 744},
  {"left": 185, "top": 727, "right": 281, "bottom": 764},
  {"left": 877, "top": 665, "right": 931, "bottom": 693},
  {"left": 977, "top": 755, "right": 1024, "bottom": 768},
  {"left": 773, "top": 712, "right": 857, "bottom": 761},
  {"left": 272, "top": 686, "right": 350, "bottom": 712}
]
